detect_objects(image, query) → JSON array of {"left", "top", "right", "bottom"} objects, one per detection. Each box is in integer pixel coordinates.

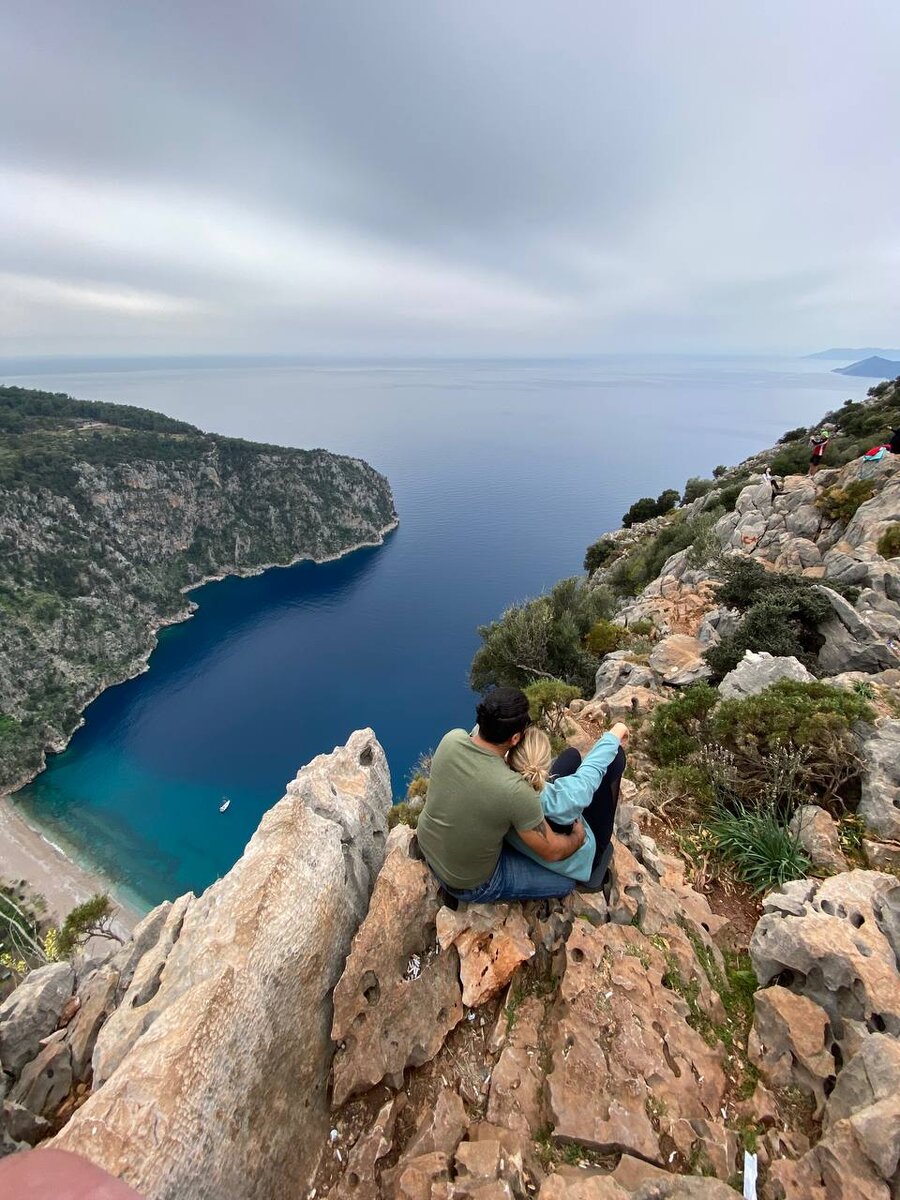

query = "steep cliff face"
[
  {"left": 0, "top": 387, "right": 397, "bottom": 791},
  {"left": 38, "top": 730, "right": 393, "bottom": 1199}
]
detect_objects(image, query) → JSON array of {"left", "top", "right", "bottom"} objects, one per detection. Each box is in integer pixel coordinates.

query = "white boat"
[{"left": 219, "top": 797, "right": 231, "bottom": 813}]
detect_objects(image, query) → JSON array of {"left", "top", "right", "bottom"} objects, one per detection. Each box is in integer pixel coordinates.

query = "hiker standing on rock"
[
  {"left": 416, "top": 688, "right": 624, "bottom": 902},
  {"left": 808, "top": 429, "right": 830, "bottom": 475}
]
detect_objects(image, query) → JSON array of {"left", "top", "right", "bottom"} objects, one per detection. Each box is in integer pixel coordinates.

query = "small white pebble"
[
  {"left": 329, "top": 1129, "right": 339, "bottom": 1144},
  {"left": 669, "top": 1151, "right": 677, "bottom": 1163},
  {"left": 335, "top": 1149, "right": 343, "bottom": 1164}
]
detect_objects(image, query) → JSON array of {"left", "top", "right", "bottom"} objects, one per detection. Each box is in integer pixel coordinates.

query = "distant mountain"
[
  {"left": 806, "top": 347, "right": 900, "bottom": 360},
  {"left": 833, "top": 356, "right": 900, "bottom": 378}
]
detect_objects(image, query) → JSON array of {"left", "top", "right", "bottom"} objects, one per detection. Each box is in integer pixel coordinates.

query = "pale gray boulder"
[
  {"left": 52, "top": 729, "right": 393, "bottom": 1200},
  {"left": 814, "top": 586, "right": 900, "bottom": 675},
  {"left": 788, "top": 804, "right": 847, "bottom": 873},
  {"left": 593, "top": 651, "right": 656, "bottom": 699},
  {"left": 856, "top": 720, "right": 900, "bottom": 843},
  {"left": 750, "top": 871, "right": 900, "bottom": 1043},
  {"left": 0, "top": 962, "right": 75, "bottom": 1078},
  {"left": 718, "top": 650, "right": 814, "bottom": 700}
]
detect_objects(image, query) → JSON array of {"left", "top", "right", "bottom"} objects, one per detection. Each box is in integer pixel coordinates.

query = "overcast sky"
[{"left": 1, "top": 2, "right": 898, "bottom": 357}]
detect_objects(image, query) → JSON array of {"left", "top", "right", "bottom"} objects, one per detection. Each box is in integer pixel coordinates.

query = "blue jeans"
[{"left": 440, "top": 845, "right": 575, "bottom": 903}]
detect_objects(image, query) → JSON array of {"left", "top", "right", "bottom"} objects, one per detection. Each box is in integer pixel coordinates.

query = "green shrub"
[
  {"left": 524, "top": 679, "right": 582, "bottom": 735},
  {"left": 704, "top": 558, "right": 842, "bottom": 677},
  {"left": 621, "top": 488, "right": 680, "bottom": 529},
  {"left": 470, "top": 577, "right": 614, "bottom": 693},
  {"left": 817, "top": 479, "right": 876, "bottom": 524},
  {"left": 713, "top": 464, "right": 727, "bottom": 478},
  {"left": 770, "top": 440, "right": 811, "bottom": 477},
  {"left": 646, "top": 680, "right": 872, "bottom": 810},
  {"left": 710, "top": 482, "right": 743, "bottom": 513},
  {"left": 622, "top": 497, "right": 662, "bottom": 527},
  {"left": 585, "top": 619, "right": 628, "bottom": 657},
  {"left": 627, "top": 618, "right": 656, "bottom": 638},
  {"left": 583, "top": 536, "right": 618, "bottom": 574},
  {"left": 708, "top": 798, "right": 810, "bottom": 892},
  {"left": 708, "top": 680, "right": 873, "bottom": 803},
  {"left": 682, "top": 477, "right": 717, "bottom": 504},
  {"left": 56, "top": 894, "right": 120, "bottom": 957},
  {"left": 643, "top": 683, "right": 719, "bottom": 766},
  {"left": 876, "top": 523, "right": 900, "bottom": 559},
  {"left": 388, "top": 802, "right": 420, "bottom": 829},
  {"left": 779, "top": 427, "right": 808, "bottom": 444}
]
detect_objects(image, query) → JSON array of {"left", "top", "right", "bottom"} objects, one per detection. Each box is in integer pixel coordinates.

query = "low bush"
[
  {"left": 704, "top": 558, "right": 842, "bottom": 677},
  {"left": 524, "top": 679, "right": 582, "bottom": 736},
  {"left": 709, "top": 680, "right": 872, "bottom": 803},
  {"left": 621, "top": 488, "right": 680, "bottom": 528},
  {"left": 585, "top": 618, "right": 628, "bottom": 657},
  {"left": 682, "top": 477, "right": 716, "bottom": 504},
  {"left": 643, "top": 683, "right": 719, "bottom": 766},
  {"left": 877, "top": 523, "right": 900, "bottom": 559},
  {"left": 470, "top": 576, "right": 614, "bottom": 693},
  {"left": 779, "top": 426, "right": 808, "bottom": 444},
  {"left": 644, "top": 679, "right": 873, "bottom": 809},
  {"left": 708, "top": 798, "right": 810, "bottom": 892},
  {"left": 388, "top": 802, "right": 420, "bottom": 829},
  {"left": 770, "top": 440, "right": 812, "bottom": 477},
  {"left": 817, "top": 479, "right": 876, "bottom": 524},
  {"left": 583, "top": 536, "right": 618, "bottom": 574},
  {"left": 713, "top": 464, "right": 728, "bottom": 478}
]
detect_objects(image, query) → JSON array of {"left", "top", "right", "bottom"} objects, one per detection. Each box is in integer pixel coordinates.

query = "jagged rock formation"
[
  {"left": 2, "top": 732, "right": 391, "bottom": 1199},
  {"left": 748, "top": 871, "right": 900, "bottom": 1198},
  {"left": 0, "top": 387, "right": 397, "bottom": 791}
]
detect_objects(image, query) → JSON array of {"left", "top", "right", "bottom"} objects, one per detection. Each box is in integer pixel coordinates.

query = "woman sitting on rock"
[{"left": 506, "top": 722, "right": 628, "bottom": 890}]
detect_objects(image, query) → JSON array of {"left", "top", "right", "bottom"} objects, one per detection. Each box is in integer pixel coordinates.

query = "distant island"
[
  {"left": 0, "top": 386, "right": 397, "bottom": 793},
  {"left": 833, "top": 355, "right": 900, "bottom": 378},
  {"left": 806, "top": 347, "right": 900, "bottom": 360}
]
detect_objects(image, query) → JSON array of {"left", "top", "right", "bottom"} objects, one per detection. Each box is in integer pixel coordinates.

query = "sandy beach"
[{"left": 0, "top": 797, "right": 141, "bottom": 935}]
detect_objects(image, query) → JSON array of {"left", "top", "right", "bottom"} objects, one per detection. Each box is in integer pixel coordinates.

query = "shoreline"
[
  {"left": 0, "top": 517, "right": 399, "bottom": 922},
  {"left": 0, "top": 796, "right": 143, "bottom": 934}
]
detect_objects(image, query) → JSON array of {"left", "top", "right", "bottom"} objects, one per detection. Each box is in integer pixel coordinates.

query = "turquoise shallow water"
[{"left": 3, "top": 355, "right": 867, "bottom": 909}]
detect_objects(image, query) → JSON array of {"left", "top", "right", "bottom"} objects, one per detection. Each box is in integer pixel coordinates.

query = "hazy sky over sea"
[{"left": 2, "top": 2, "right": 898, "bottom": 357}]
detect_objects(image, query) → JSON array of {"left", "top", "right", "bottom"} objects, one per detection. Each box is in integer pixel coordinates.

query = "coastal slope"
[{"left": 0, "top": 386, "right": 397, "bottom": 792}]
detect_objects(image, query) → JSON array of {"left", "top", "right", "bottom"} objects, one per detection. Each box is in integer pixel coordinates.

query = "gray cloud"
[{"left": 2, "top": 1, "right": 899, "bottom": 355}]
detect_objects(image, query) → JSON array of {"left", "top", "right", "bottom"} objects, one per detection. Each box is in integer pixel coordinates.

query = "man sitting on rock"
[{"left": 416, "top": 688, "right": 587, "bottom": 902}]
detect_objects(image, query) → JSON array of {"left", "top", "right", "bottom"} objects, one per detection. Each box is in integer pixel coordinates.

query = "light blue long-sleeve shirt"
[{"left": 505, "top": 732, "right": 621, "bottom": 881}]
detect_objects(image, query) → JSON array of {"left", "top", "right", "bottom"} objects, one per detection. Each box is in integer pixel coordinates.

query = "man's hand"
[
  {"left": 610, "top": 722, "right": 630, "bottom": 748},
  {"left": 518, "top": 818, "right": 586, "bottom": 863}
]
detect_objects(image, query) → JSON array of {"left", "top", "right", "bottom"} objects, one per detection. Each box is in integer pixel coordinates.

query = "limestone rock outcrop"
[
  {"left": 718, "top": 649, "right": 814, "bottom": 700},
  {"left": 0, "top": 963, "right": 75, "bottom": 1077},
  {"left": 51, "top": 730, "right": 392, "bottom": 1200},
  {"left": 436, "top": 903, "right": 535, "bottom": 1007},
  {"left": 331, "top": 824, "right": 464, "bottom": 1105},
  {"left": 855, "top": 719, "right": 900, "bottom": 844},
  {"left": 788, "top": 804, "right": 848, "bottom": 874},
  {"left": 647, "top": 634, "right": 711, "bottom": 686},
  {"left": 750, "top": 871, "right": 900, "bottom": 1047}
]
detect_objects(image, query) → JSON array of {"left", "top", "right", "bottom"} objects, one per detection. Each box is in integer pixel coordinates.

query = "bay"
[{"left": 2, "top": 355, "right": 866, "bottom": 908}]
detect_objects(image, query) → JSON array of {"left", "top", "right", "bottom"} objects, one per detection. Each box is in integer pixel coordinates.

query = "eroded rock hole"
[
  {"left": 867, "top": 1013, "right": 886, "bottom": 1033},
  {"left": 824, "top": 1075, "right": 836, "bottom": 1096},
  {"left": 571, "top": 947, "right": 585, "bottom": 964},
  {"left": 820, "top": 899, "right": 836, "bottom": 916},
  {"left": 361, "top": 971, "right": 381, "bottom": 1005},
  {"left": 359, "top": 746, "right": 374, "bottom": 767},
  {"left": 832, "top": 1042, "right": 844, "bottom": 1070},
  {"left": 849, "top": 911, "right": 864, "bottom": 928}
]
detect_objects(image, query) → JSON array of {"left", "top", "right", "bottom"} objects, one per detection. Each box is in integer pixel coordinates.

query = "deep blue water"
[{"left": 3, "top": 356, "right": 867, "bottom": 909}]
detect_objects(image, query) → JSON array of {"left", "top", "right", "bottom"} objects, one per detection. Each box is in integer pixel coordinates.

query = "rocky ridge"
[{"left": 0, "top": 386, "right": 397, "bottom": 792}]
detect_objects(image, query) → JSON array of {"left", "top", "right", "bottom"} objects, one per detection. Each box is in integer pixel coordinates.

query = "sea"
[{"left": 1, "top": 355, "right": 868, "bottom": 910}]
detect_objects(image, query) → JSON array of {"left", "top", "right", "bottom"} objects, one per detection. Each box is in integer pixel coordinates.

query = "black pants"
[{"left": 546, "top": 746, "right": 626, "bottom": 868}]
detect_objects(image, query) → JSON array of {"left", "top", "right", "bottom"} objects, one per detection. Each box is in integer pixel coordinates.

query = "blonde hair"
[{"left": 508, "top": 725, "right": 552, "bottom": 792}]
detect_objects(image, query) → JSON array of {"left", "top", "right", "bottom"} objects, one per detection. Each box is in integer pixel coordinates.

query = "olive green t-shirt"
[{"left": 416, "top": 729, "right": 545, "bottom": 890}]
